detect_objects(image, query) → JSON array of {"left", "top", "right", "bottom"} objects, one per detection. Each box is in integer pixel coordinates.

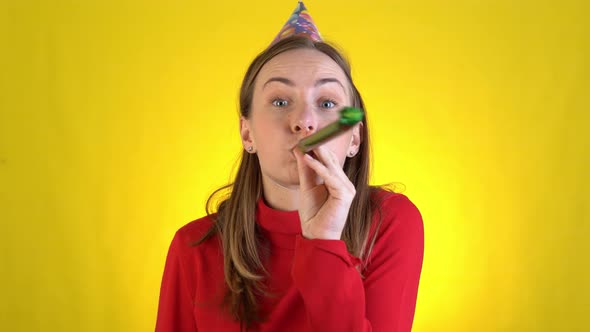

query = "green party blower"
[{"left": 297, "top": 107, "right": 364, "bottom": 153}]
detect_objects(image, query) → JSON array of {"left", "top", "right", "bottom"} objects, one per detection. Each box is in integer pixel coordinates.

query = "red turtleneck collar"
[{"left": 255, "top": 197, "right": 302, "bottom": 250}]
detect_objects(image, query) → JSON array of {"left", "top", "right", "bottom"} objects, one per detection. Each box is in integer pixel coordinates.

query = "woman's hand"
[{"left": 292, "top": 145, "right": 356, "bottom": 240}]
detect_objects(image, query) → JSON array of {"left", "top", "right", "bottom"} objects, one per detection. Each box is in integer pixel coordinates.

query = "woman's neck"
[{"left": 261, "top": 174, "right": 300, "bottom": 211}]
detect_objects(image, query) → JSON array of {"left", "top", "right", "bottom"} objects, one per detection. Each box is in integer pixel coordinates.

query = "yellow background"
[{"left": 1, "top": 0, "right": 588, "bottom": 331}]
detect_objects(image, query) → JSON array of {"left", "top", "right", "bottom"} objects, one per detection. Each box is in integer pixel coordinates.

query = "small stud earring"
[
  {"left": 348, "top": 151, "right": 355, "bottom": 157},
  {"left": 247, "top": 146, "right": 254, "bottom": 152}
]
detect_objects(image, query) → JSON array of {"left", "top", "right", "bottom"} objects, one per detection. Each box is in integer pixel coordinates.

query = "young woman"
[{"left": 156, "top": 3, "right": 424, "bottom": 331}]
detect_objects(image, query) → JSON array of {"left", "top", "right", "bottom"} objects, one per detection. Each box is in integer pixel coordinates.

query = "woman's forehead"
[{"left": 257, "top": 49, "right": 348, "bottom": 84}]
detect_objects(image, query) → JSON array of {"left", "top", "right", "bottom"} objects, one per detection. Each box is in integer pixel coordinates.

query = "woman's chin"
[
  {"left": 261, "top": 172, "right": 300, "bottom": 190},
  {"left": 279, "top": 174, "right": 300, "bottom": 188}
]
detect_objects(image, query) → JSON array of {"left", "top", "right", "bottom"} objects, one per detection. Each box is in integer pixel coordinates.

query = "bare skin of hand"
[{"left": 292, "top": 146, "right": 356, "bottom": 240}]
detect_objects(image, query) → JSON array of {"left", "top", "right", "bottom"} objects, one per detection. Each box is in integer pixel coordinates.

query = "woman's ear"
[
  {"left": 348, "top": 122, "right": 363, "bottom": 157},
  {"left": 240, "top": 116, "right": 255, "bottom": 152}
]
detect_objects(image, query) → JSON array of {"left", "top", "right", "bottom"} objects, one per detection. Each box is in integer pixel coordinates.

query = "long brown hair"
[{"left": 195, "top": 36, "right": 386, "bottom": 329}]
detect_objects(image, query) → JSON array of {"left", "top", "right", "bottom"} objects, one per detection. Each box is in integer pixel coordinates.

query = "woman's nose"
[
  {"left": 291, "top": 105, "right": 317, "bottom": 134},
  {"left": 293, "top": 120, "right": 315, "bottom": 133}
]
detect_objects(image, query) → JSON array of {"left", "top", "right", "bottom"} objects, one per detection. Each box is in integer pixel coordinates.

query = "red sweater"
[{"left": 156, "top": 190, "right": 424, "bottom": 331}]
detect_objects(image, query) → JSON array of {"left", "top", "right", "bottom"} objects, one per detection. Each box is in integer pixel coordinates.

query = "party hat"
[{"left": 270, "top": 1, "right": 322, "bottom": 46}]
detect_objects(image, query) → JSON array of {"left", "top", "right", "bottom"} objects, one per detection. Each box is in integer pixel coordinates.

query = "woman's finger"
[
  {"left": 293, "top": 147, "right": 322, "bottom": 191},
  {"left": 310, "top": 146, "right": 355, "bottom": 191},
  {"left": 302, "top": 151, "right": 353, "bottom": 199},
  {"left": 311, "top": 145, "right": 342, "bottom": 173}
]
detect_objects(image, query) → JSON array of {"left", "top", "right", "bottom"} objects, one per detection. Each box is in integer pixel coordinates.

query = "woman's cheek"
[{"left": 328, "top": 133, "right": 351, "bottom": 164}]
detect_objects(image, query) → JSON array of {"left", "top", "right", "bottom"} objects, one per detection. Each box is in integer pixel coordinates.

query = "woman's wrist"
[{"left": 302, "top": 227, "right": 343, "bottom": 240}]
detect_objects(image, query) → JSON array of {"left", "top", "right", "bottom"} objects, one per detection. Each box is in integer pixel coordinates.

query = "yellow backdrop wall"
[{"left": 1, "top": 0, "right": 588, "bottom": 331}]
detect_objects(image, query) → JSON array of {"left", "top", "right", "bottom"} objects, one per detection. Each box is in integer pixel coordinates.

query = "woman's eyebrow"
[
  {"left": 263, "top": 77, "right": 295, "bottom": 89},
  {"left": 315, "top": 78, "right": 345, "bottom": 93},
  {"left": 263, "top": 77, "right": 345, "bottom": 93}
]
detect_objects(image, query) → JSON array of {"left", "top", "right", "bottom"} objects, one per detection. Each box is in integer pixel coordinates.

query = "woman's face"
[{"left": 240, "top": 48, "right": 362, "bottom": 188}]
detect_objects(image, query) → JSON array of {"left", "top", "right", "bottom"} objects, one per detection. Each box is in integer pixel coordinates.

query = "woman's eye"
[
  {"left": 320, "top": 99, "right": 337, "bottom": 109},
  {"left": 272, "top": 99, "right": 289, "bottom": 107}
]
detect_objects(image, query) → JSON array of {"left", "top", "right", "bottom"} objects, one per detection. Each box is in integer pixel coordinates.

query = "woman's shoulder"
[
  {"left": 370, "top": 186, "right": 424, "bottom": 236},
  {"left": 364, "top": 187, "right": 424, "bottom": 276},
  {"left": 171, "top": 213, "right": 218, "bottom": 249},
  {"left": 370, "top": 186, "right": 417, "bottom": 209}
]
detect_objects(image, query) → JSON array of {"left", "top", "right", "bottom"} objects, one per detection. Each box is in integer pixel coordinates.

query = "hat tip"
[{"left": 269, "top": 1, "right": 322, "bottom": 47}]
